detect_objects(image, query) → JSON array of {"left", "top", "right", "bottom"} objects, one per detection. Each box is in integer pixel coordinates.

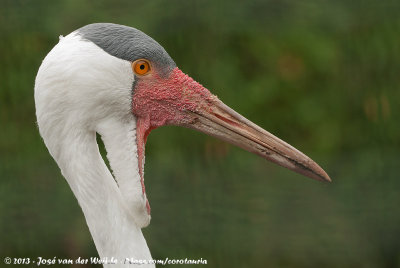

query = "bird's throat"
[
  {"left": 96, "top": 117, "right": 151, "bottom": 227},
  {"left": 136, "top": 116, "right": 154, "bottom": 215}
]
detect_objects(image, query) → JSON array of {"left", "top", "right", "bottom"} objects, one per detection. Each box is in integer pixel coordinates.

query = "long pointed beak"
[{"left": 182, "top": 99, "right": 331, "bottom": 182}]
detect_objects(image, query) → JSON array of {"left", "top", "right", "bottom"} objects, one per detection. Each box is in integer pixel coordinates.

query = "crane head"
[{"left": 73, "top": 23, "right": 330, "bottom": 183}]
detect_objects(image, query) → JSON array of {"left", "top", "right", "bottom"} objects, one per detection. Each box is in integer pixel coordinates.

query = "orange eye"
[{"left": 132, "top": 59, "right": 151, "bottom": 75}]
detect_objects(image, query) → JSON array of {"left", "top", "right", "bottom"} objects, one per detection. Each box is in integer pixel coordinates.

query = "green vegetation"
[{"left": 1, "top": 0, "right": 399, "bottom": 267}]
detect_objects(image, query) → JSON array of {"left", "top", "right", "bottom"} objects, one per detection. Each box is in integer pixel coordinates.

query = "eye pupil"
[{"left": 140, "top": 64, "right": 145, "bottom": 70}]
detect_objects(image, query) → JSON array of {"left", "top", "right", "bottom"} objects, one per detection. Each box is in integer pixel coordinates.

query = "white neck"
[
  {"left": 54, "top": 121, "right": 153, "bottom": 267},
  {"left": 35, "top": 32, "right": 154, "bottom": 267}
]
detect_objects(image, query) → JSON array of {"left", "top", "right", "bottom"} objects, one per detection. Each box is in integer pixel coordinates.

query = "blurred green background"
[{"left": 1, "top": 0, "right": 399, "bottom": 267}]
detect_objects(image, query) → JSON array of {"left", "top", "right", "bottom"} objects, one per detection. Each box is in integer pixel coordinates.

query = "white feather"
[{"left": 35, "top": 32, "right": 153, "bottom": 267}]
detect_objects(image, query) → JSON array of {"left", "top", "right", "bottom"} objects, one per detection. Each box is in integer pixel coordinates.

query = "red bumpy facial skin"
[{"left": 132, "top": 67, "right": 217, "bottom": 215}]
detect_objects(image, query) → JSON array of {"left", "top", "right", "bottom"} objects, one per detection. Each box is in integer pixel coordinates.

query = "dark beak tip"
[
  {"left": 323, "top": 175, "right": 332, "bottom": 183},
  {"left": 313, "top": 166, "right": 331, "bottom": 183},
  {"left": 297, "top": 160, "right": 331, "bottom": 183},
  {"left": 323, "top": 174, "right": 332, "bottom": 183},
  {"left": 317, "top": 174, "right": 332, "bottom": 183}
]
